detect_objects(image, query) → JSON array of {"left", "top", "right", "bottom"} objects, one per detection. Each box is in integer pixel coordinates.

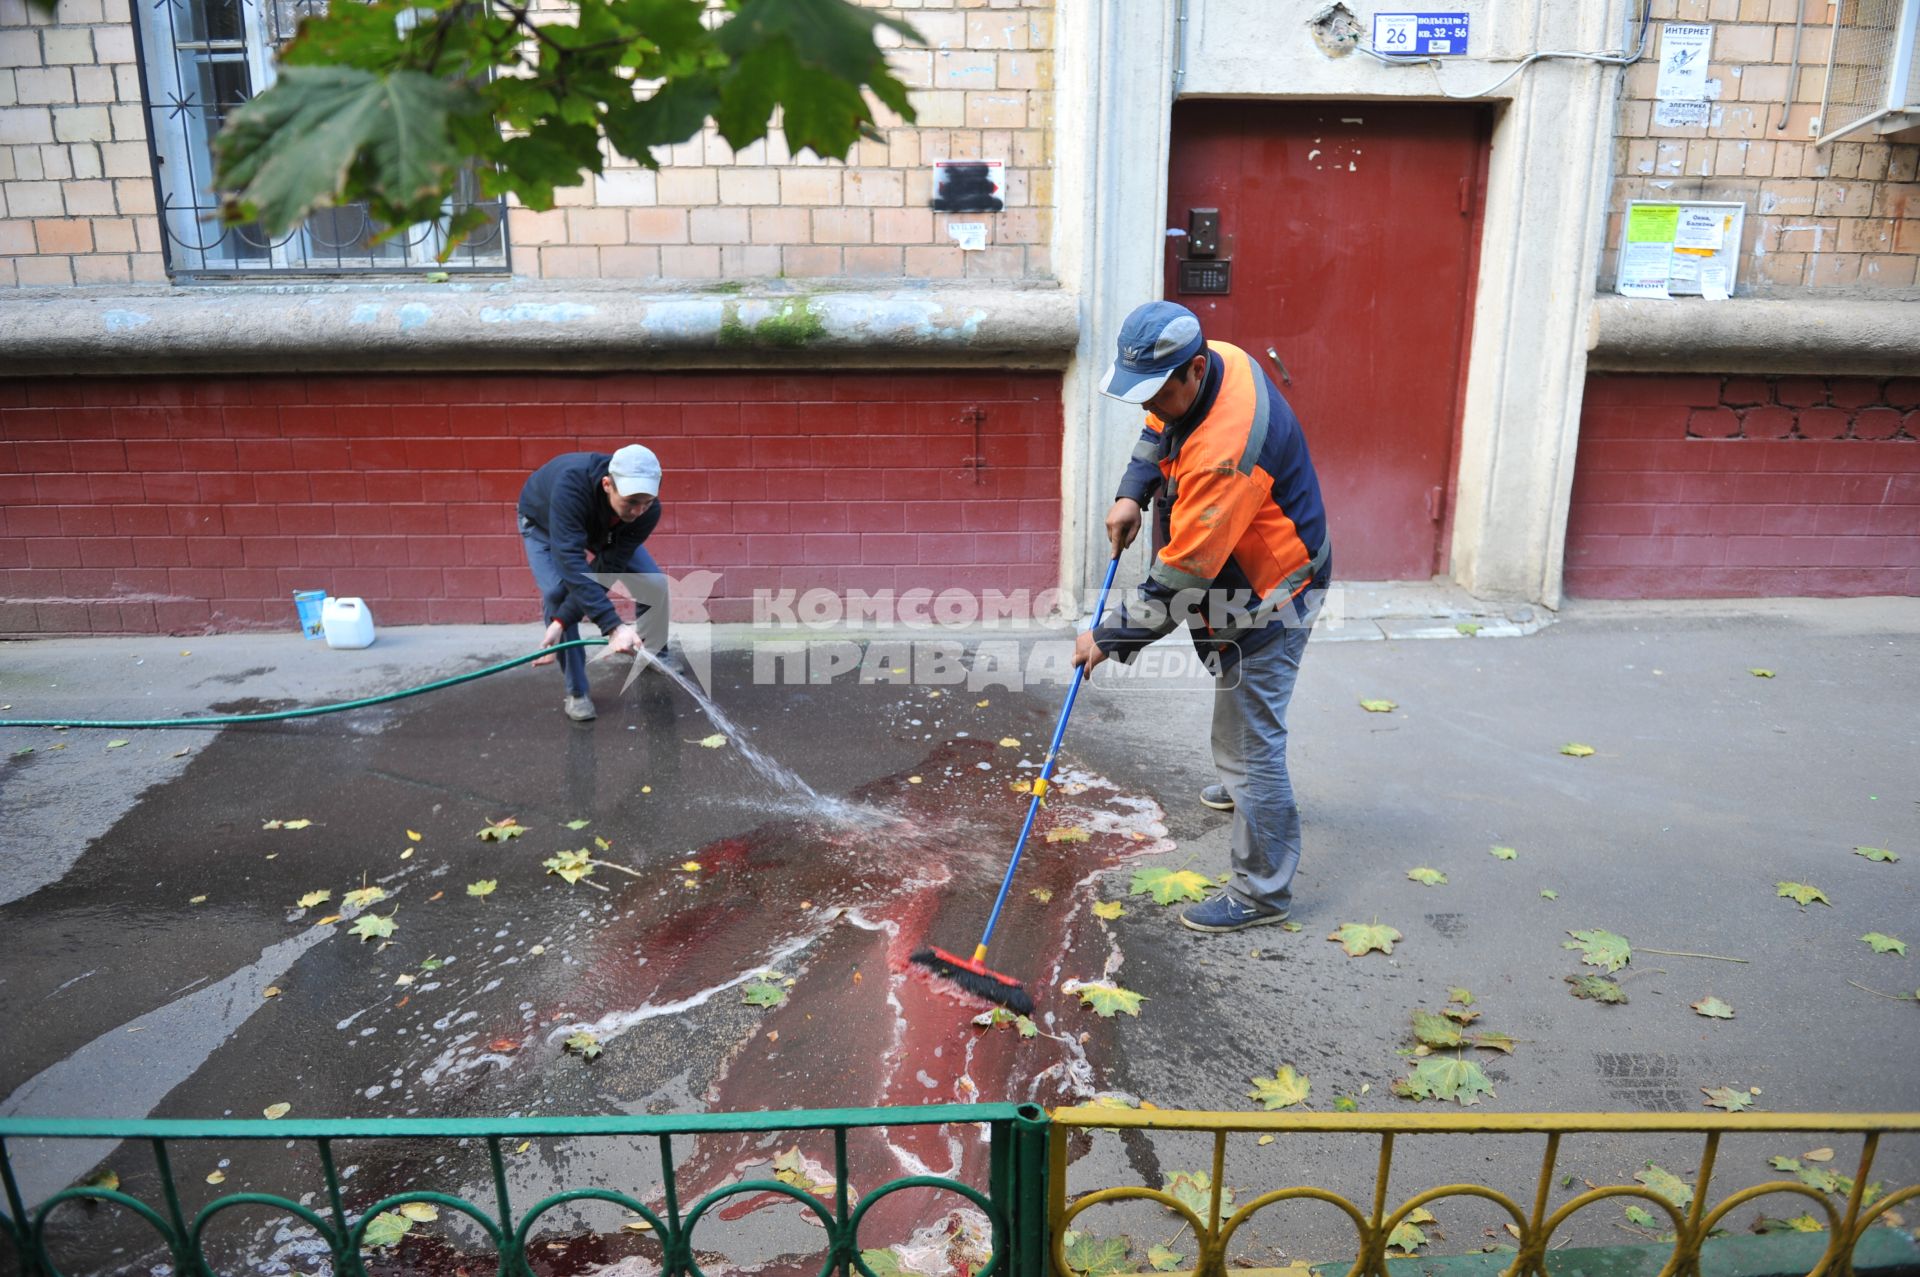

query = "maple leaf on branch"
[{"left": 208, "top": 0, "right": 921, "bottom": 253}]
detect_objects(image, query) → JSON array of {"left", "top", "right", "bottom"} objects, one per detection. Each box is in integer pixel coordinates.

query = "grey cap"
[{"left": 608, "top": 444, "right": 661, "bottom": 497}]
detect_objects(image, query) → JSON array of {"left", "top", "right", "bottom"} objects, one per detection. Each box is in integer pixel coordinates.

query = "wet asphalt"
[{"left": 1, "top": 600, "right": 1917, "bottom": 1273}]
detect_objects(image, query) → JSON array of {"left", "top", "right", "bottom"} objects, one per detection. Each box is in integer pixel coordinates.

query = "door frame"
[{"left": 1054, "top": 0, "right": 1628, "bottom": 607}]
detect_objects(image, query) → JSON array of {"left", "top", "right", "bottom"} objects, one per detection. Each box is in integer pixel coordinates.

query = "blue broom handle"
[{"left": 974, "top": 554, "right": 1123, "bottom": 952}]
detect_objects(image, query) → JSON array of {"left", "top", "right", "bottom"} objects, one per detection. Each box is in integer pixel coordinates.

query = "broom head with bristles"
[{"left": 910, "top": 945, "right": 1034, "bottom": 1016}]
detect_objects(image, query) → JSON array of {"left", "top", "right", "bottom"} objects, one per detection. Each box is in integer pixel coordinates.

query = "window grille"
[
  {"left": 1816, "top": 0, "right": 1920, "bottom": 145},
  {"left": 131, "top": 0, "right": 510, "bottom": 277}
]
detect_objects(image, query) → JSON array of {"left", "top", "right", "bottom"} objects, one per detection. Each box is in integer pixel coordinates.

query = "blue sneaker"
[
  {"left": 1200, "top": 784, "right": 1234, "bottom": 811},
  {"left": 1180, "top": 892, "right": 1288, "bottom": 933}
]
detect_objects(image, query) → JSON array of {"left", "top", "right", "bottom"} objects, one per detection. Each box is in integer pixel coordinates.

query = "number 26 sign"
[{"left": 1373, "top": 12, "right": 1470, "bottom": 56}]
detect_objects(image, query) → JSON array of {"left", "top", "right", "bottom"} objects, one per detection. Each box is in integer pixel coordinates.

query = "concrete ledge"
[
  {"left": 1587, "top": 295, "right": 1920, "bottom": 376},
  {"left": 0, "top": 280, "right": 1082, "bottom": 376}
]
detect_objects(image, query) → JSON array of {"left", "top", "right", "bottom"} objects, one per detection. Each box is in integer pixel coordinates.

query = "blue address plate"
[{"left": 1373, "top": 12, "right": 1470, "bottom": 56}]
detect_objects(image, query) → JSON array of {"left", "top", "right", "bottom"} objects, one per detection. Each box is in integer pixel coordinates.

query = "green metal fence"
[{"left": 0, "top": 1105, "right": 1051, "bottom": 1277}]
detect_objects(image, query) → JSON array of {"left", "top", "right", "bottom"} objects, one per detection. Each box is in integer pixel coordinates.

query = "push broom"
[{"left": 911, "top": 554, "right": 1122, "bottom": 1016}]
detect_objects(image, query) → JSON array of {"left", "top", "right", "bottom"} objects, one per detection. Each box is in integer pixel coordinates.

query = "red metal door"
[{"left": 1165, "top": 101, "right": 1489, "bottom": 580}]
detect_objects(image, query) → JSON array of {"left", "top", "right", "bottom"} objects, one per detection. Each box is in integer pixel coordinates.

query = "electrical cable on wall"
[{"left": 1358, "top": 0, "right": 1654, "bottom": 99}]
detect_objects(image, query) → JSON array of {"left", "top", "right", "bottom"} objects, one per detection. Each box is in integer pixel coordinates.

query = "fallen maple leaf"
[
  {"left": 1566, "top": 974, "right": 1628, "bottom": 1003},
  {"left": 1129, "top": 866, "right": 1212, "bottom": 905},
  {"left": 1563, "top": 928, "right": 1631, "bottom": 972},
  {"left": 1702, "top": 1085, "right": 1756, "bottom": 1112},
  {"left": 1163, "top": 1170, "right": 1236, "bottom": 1225},
  {"left": 742, "top": 981, "right": 787, "bottom": 1008},
  {"left": 1328, "top": 921, "right": 1401, "bottom": 957},
  {"left": 997, "top": 737, "right": 1022, "bottom": 748},
  {"left": 1560, "top": 743, "right": 1595, "bottom": 757},
  {"left": 1406, "top": 867, "right": 1448, "bottom": 886},
  {"left": 1489, "top": 845, "right": 1518, "bottom": 860},
  {"left": 349, "top": 913, "right": 396, "bottom": 942},
  {"left": 467, "top": 880, "right": 497, "bottom": 899},
  {"left": 1092, "top": 900, "right": 1125, "bottom": 920},
  {"left": 1247, "top": 1064, "right": 1310, "bottom": 1109},
  {"left": 564, "top": 1031, "right": 601, "bottom": 1060},
  {"left": 1853, "top": 847, "right": 1898, "bottom": 863},
  {"left": 1412, "top": 1010, "right": 1463, "bottom": 1049},
  {"left": 362, "top": 1212, "right": 411, "bottom": 1249},
  {"left": 696, "top": 734, "right": 728, "bottom": 749},
  {"left": 1776, "top": 881, "right": 1831, "bottom": 908},
  {"left": 1861, "top": 932, "right": 1907, "bottom": 955},
  {"left": 1075, "top": 982, "right": 1145, "bottom": 1017},
  {"left": 1046, "top": 826, "right": 1091, "bottom": 844},
  {"left": 1394, "top": 1055, "right": 1495, "bottom": 1106},
  {"left": 1691, "top": 996, "right": 1735, "bottom": 1019},
  {"left": 262, "top": 1102, "right": 290, "bottom": 1119},
  {"left": 476, "top": 818, "right": 528, "bottom": 841},
  {"left": 1359, "top": 699, "right": 1397, "bottom": 713},
  {"left": 342, "top": 886, "right": 386, "bottom": 910},
  {"left": 1635, "top": 1163, "right": 1694, "bottom": 1209}
]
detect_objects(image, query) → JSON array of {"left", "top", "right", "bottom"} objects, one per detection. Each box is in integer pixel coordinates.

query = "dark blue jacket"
[{"left": 517, "top": 452, "right": 662, "bottom": 633}]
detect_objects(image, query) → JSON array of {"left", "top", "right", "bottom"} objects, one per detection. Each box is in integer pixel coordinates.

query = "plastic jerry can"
[{"left": 322, "top": 597, "right": 377, "bottom": 649}]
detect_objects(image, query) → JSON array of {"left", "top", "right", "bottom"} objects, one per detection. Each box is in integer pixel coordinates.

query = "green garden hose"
[{"left": 0, "top": 638, "right": 611, "bottom": 730}]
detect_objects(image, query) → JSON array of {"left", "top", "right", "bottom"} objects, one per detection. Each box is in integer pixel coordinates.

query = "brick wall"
[
  {"left": 0, "top": 0, "right": 162, "bottom": 287},
  {"left": 512, "top": 2, "right": 1056, "bottom": 283},
  {"left": 0, "top": 371, "right": 1064, "bottom": 634},
  {"left": 1565, "top": 374, "right": 1920, "bottom": 597},
  {"left": 0, "top": 0, "right": 1054, "bottom": 287},
  {"left": 1605, "top": 0, "right": 1920, "bottom": 295}
]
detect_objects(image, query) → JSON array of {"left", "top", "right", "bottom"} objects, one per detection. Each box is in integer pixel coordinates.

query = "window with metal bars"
[
  {"left": 1816, "top": 0, "right": 1920, "bottom": 145},
  {"left": 131, "top": 0, "right": 509, "bottom": 277}
]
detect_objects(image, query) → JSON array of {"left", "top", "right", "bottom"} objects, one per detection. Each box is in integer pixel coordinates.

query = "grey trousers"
[{"left": 1210, "top": 619, "right": 1314, "bottom": 913}]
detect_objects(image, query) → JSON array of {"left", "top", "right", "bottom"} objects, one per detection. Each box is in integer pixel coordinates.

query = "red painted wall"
[
  {"left": 1566, "top": 374, "right": 1920, "bottom": 599},
  {"left": 0, "top": 372, "right": 1063, "bottom": 634}
]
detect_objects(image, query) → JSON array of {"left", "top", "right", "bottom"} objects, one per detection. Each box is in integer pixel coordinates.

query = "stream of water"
[{"left": 625, "top": 651, "right": 889, "bottom": 826}]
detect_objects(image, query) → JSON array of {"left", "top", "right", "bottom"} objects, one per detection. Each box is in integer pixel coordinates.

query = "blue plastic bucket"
[{"left": 293, "top": 590, "right": 327, "bottom": 639}]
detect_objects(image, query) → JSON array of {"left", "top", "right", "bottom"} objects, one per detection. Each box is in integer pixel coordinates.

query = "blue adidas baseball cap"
[{"left": 1098, "top": 301, "right": 1206, "bottom": 404}]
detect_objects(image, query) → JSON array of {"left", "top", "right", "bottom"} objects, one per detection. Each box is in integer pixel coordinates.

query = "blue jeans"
[
  {"left": 1210, "top": 619, "right": 1314, "bottom": 913},
  {"left": 518, "top": 515, "right": 665, "bottom": 699}
]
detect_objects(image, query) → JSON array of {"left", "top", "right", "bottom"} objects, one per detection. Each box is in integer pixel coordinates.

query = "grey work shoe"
[
  {"left": 1180, "top": 892, "right": 1289, "bottom": 933},
  {"left": 1199, "top": 783, "right": 1235, "bottom": 811},
  {"left": 563, "top": 693, "right": 597, "bottom": 722}
]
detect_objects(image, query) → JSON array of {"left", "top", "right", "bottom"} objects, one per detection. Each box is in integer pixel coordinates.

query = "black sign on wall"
[{"left": 932, "top": 162, "right": 1005, "bottom": 212}]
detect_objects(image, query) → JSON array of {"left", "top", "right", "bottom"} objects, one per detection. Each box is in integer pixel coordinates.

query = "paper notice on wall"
[
  {"left": 1654, "top": 99, "right": 1711, "bottom": 128},
  {"left": 947, "top": 222, "right": 988, "bottom": 251},
  {"left": 1674, "top": 206, "right": 1728, "bottom": 251},
  {"left": 1618, "top": 204, "right": 1678, "bottom": 298},
  {"left": 1656, "top": 24, "right": 1712, "bottom": 101},
  {"left": 1700, "top": 266, "right": 1731, "bottom": 301},
  {"left": 1619, "top": 242, "right": 1675, "bottom": 298}
]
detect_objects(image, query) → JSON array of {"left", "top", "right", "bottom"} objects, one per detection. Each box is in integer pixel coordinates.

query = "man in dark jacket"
[
  {"left": 1073, "top": 301, "right": 1331, "bottom": 933},
  {"left": 517, "top": 445, "right": 666, "bottom": 721}
]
